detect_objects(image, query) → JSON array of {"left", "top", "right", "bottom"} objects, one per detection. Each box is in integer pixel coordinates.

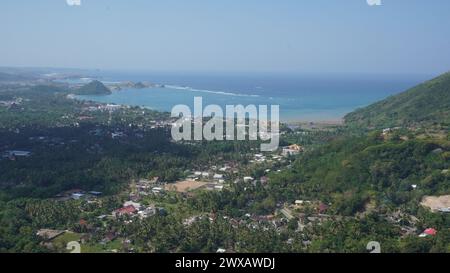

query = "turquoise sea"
[{"left": 77, "top": 72, "right": 431, "bottom": 122}]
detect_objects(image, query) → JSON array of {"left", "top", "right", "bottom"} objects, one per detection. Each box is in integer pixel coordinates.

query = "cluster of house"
[
  {"left": 182, "top": 212, "right": 288, "bottom": 235},
  {"left": 186, "top": 165, "right": 236, "bottom": 188},
  {"left": 232, "top": 175, "right": 271, "bottom": 187},
  {"left": 189, "top": 170, "right": 226, "bottom": 184},
  {"left": 251, "top": 153, "right": 284, "bottom": 164},
  {"left": 175, "top": 171, "right": 227, "bottom": 192},
  {"left": 235, "top": 213, "right": 296, "bottom": 234},
  {"left": 275, "top": 200, "right": 336, "bottom": 231},
  {"left": 131, "top": 177, "right": 165, "bottom": 197},
  {"left": 252, "top": 153, "right": 267, "bottom": 163},
  {"left": 112, "top": 201, "right": 162, "bottom": 220},
  {"left": 148, "top": 119, "right": 172, "bottom": 129},
  {"left": 281, "top": 144, "right": 303, "bottom": 157},
  {"left": 291, "top": 199, "right": 442, "bottom": 239},
  {"left": 181, "top": 200, "right": 331, "bottom": 237},
  {"left": 74, "top": 102, "right": 124, "bottom": 114},
  {"left": 0, "top": 98, "right": 22, "bottom": 109},
  {"left": 88, "top": 127, "right": 141, "bottom": 140},
  {"left": 249, "top": 149, "right": 298, "bottom": 165},
  {"left": 95, "top": 103, "right": 123, "bottom": 112},
  {"left": 1, "top": 150, "right": 32, "bottom": 160},
  {"left": 109, "top": 123, "right": 171, "bottom": 139},
  {"left": 189, "top": 163, "right": 273, "bottom": 189},
  {"left": 204, "top": 183, "right": 224, "bottom": 191},
  {"left": 91, "top": 124, "right": 172, "bottom": 142},
  {"left": 381, "top": 127, "right": 404, "bottom": 138},
  {"left": 55, "top": 189, "right": 102, "bottom": 201},
  {"left": 78, "top": 101, "right": 171, "bottom": 129},
  {"left": 190, "top": 162, "right": 241, "bottom": 178},
  {"left": 292, "top": 199, "right": 329, "bottom": 213}
]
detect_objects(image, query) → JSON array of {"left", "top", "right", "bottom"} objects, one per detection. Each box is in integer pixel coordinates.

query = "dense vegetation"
[{"left": 270, "top": 131, "right": 450, "bottom": 212}]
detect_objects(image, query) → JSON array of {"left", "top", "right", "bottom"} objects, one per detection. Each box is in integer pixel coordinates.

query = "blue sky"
[{"left": 1, "top": 0, "right": 450, "bottom": 74}]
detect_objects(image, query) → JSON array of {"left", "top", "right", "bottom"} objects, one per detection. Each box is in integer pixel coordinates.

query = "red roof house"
[
  {"left": 424, "top": 228, "right": 437, "bottom": 236},
  {"left": 318, "top": 203, "right": 329, "bottom": 214},
  {"left": 114, "top": 205, "right": 137, "bottom": 216}
]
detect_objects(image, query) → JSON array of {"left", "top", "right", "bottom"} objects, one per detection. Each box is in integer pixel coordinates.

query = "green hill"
[
  {"left": 345, "top": 72, "right": 450, "bottom": 128},
  {"left": 74, "top": 80, "right": 111, "bottom": 95},
  {"left": 269, "top": 132, "right": 450, "bottom": 215}
]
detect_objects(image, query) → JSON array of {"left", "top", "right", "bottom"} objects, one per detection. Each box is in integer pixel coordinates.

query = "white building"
[
  {"left": 216, "top": 248, "right": 226, "bottom": 253},
  {"left": 244, "top": 176, "right": 254, "bottom": 182},
  {"left": 282, "top": 144, "right": 303, "bottom": 157},
  {"left": 124, "top": 201, "right": 142, "bottom": 211},
  {"left": 213, "top": 174, "right": 224, "bottom": 180}
]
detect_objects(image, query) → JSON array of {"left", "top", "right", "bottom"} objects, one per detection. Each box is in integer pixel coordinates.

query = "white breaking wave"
[{"left": 164, "top": 85, "right": 260, "bottom": 98}]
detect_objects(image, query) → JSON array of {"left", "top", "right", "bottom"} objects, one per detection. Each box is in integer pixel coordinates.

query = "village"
[
  {"left": 1, "top": 93, "right": 448, "bottom": 253},
  {"left": 32, "top": 138, "right": 449, "bottom": 253},
  {"left": 2, "top": 81, "right": 447, "bottom": 253},
  {"left": 31, "top": 143, "right": 310, "bottom": 252}
]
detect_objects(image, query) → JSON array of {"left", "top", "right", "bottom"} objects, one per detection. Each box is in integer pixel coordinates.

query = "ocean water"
[{"left": 77, "top": 72, "right": 430, "bottom": 122}]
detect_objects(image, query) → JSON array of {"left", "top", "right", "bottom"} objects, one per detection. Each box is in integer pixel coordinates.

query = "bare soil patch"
[
  {"left": 165, "top": 180, "right": 208, "bottom": 193},
  {"left": 421, "top": 195, "right": 450, "bottom": 211}
]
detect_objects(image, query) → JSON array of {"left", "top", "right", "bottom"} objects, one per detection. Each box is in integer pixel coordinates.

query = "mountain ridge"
[{"left": 345, "top": 72, "right": 450, "bottom": 128}]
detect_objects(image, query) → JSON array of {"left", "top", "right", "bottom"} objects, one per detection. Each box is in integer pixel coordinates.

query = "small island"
[{"left": 73, "top": 80, "right": 112, "bottom": 95}]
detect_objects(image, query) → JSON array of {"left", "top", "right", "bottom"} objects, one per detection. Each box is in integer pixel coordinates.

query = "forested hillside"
[{"left": 345, "top": 72, "right": 450, "bottom": 128}]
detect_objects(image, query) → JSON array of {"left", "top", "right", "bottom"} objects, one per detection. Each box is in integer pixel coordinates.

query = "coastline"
[
  {"left": 76, "top": 84, "right": 352, "bottom": 125},
  {"left": 74, "top": 93, "right": 347, "bottom": 126},
  {"left": 67, "top": 74, "right": 408, "bottom": 126}
]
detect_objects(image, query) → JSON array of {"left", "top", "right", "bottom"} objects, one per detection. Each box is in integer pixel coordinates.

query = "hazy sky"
[{"left": 1, "top": 0, "right": 450, "bottom": 74}]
